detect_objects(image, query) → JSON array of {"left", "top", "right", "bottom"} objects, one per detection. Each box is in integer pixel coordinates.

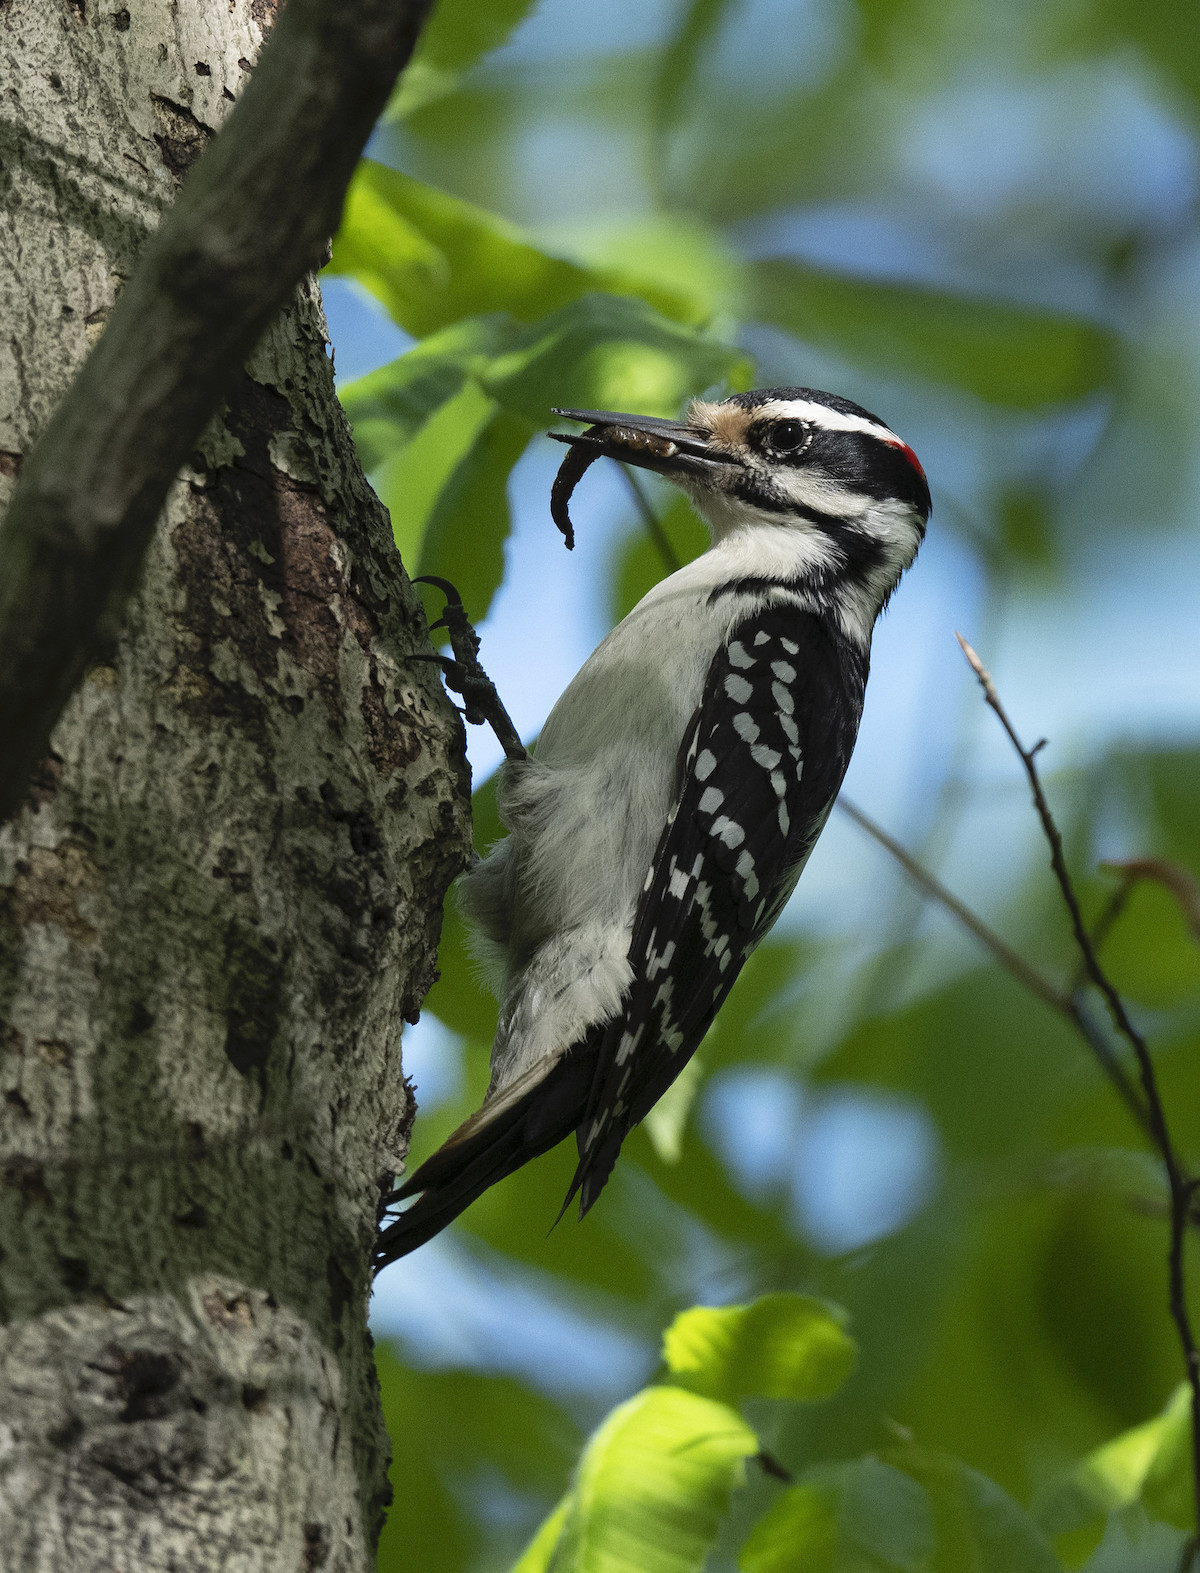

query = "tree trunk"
[{"left": 0, "top": 3, "right": 468, "bottom": 1567}]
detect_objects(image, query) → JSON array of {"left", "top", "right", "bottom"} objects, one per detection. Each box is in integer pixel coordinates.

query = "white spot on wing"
[
  {"left": 699, "top": 786, "right": 724, "bottom": 814},
  {"left": 728, "top": 641, "right": 754, "bottom": 669},
  {"left": 710, "top": 816, "right": 745, "bottom": 848},
  {"left": 695, "top": 748, "right": 717, "bottom": 781},
  {"left": 725, "top": 673, "right": 752, "bottom": 703},
  {"left": 733, "top": 713, "right": 759, "bottom": 743}
]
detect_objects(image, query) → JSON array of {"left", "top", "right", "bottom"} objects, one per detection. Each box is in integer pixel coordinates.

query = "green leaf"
[
  {"left": 1039, "top": 1384, "right": 1194, "bottom": 1564},
  {"left": 480, "top": 293, "right": 751, "bottom": 426},
  {"left": 741, "top": 1480, "right": 841, "bottom": 1573},
  {"left": 337, "top": 316, "right": 518, "bottom": 470},
  {"left": 371, "top": 378, "right": 498, "bottom": 571},
  {"left": 750, "top": 260, "right": 1115, "bottom": 408},
  {"left": 643, "top": 1053, "right": 704, "bottom": 1165},
  {"left": 330, "top": 164, "right": 704, "bottom": 337},
  {"left": 890, "top": 1448, "right": 1064, "bottom": 1573},
  {"left": 376, "top": 1342, "right": 580, "bottom": 1573},
  {"left": 417, "top": 403, "right": 533, "bottom": 623},
  {"left": 542, "top": 213, "right": 745, "bottom": 328},
  {"left": 388, "top": 0, "right": 539, "bottom": 118},
  {"left": 662, "top": 1292, "right": 856, "bottom": 1406},
  {"left": 653, "top": 0, "right": 734, "bottom": 139},
  {"left": 339, "top": 296, "right": 744, "bottom": 597},
  {"left": 611, "top": 492, "right": 710, "bottom": 625},
  {"left": 1092, "top": 0, "right": 1200, "bottom": 110},
  {"left": 532, "top": 1385, "right": 758, "bottom": 1573},
  {"left": 514, "top": 1499, "right": 573, "bottom": 1573},
  {"left": 1096, "top": 878, "right": 1200, "bottom": 1011},
  {"left": 741, "top": 1458, "right": 934, "bottom": 1573}
]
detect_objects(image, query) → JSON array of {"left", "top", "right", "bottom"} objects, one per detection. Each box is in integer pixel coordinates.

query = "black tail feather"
[{"left": 374, "top": 1040, "right": 599, "bottom": 1268}]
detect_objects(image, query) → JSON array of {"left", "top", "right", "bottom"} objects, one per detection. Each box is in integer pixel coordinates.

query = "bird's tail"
[{"left": 374, "top": 1044, "right": 596, "bottom": 1267}]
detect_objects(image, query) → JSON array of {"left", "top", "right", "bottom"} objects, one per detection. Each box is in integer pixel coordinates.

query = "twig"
[
  {"left": 620, "top": 465, "right": 682, "bottom": 574},
  {"left": 957, "top": 632, "right": 1200, "bottom": 1556},
  {"left": 1101, "top": 858, "right": 1200, "bottom": 943},
  {"left": 1069, "top": 878, "right": 1134, "bottom": 994},
  {"left": 839, "top": 798, "right": 1068, "bottom": 1016},
  {"left": 0, "top": 0, "right": 436, "bottom": 825},
  {"left": 837, "top": 797, "right": 1149, "bottom": 1132}
]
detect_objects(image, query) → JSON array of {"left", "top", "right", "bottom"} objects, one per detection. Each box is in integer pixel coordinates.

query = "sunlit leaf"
[
  {"left": 1039, "top": 1383, "right": 1194, "bottom": 1566},
  {"left": 662, "top": 1292, "right": 856, "bottom": 1406},
  {"left": 418, "top": 404, "right": 533, "bottom": 622},
  {"left": 481, "top": 293, "right": 751, "bottom": 423},
  {"left": 514, "top": 1498, "right": 573, "bottom": 1573},
  {"left": 541, "top": 213, "right": 745, "bottom": 327},
  {"left": 330, "top": 165, "right": 705, "bottom": 336},
  {"left": 751, "top": 260, "right": 1115, "bottom": 408},
  {"left": 371, "top": 378, "right": 497, "bottom": 569},
  {"left": 337, "top": 316, "right": 518, "bottom": 469},
  {"left": 525, "top": 1385, "right": 758, "bottom": 1573},
  {"left": 388, "top": 0, "right": 539, "bottom": 118}
]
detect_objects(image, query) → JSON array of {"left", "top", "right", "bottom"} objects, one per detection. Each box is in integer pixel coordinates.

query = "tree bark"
[{"left": 0, "top": 3, "right": 468, "bottom": 1568}]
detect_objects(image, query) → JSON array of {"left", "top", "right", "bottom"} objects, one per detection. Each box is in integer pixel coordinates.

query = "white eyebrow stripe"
[{"left": 754, "top": 398, "right": 902, "bottom": 446}]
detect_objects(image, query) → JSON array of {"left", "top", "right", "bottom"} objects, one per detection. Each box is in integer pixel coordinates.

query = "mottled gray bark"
[{"left": 0, "top": 3, "right": 468, "bottom": 1569}]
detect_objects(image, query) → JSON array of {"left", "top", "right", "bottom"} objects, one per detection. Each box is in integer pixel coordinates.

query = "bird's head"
[{"left": 552, "top": 387, "right": 930, "bottom": 624}]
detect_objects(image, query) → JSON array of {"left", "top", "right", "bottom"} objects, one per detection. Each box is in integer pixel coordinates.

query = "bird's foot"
[{"left": 413, "top": 576, "right": 527, "bottom": 762}]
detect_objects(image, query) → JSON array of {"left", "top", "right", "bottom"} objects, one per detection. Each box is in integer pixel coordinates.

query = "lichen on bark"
[{"left": 0, "top": 2, "right": 468, "bottom": 1567}]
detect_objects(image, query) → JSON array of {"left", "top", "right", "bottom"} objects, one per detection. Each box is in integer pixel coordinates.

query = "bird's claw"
[{"left": 413, "top": 576, "right": 527, "bottom": 762}]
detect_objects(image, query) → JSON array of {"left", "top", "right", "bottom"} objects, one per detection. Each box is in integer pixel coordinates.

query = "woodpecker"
[{"left": 376, "top": 387, "right": 930, "bottom": 1265}]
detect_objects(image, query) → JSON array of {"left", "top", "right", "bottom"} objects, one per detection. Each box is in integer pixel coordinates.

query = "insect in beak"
[{"left": 547, "top": 407, "right": 725, "bottom": 548}]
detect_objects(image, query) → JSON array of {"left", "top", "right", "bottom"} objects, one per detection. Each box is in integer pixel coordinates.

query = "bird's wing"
[{"left": 567, "top": 602, "right": 868, "bottom": 1215}]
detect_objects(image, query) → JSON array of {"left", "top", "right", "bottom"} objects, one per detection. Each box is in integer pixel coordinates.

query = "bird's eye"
[{"left": 771, "top": 420, "right": 807, "bottom": 452}]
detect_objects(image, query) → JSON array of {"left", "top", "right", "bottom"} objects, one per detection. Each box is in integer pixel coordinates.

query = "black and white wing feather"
[{"left": 568, "top": 603, "right": 869, "bottom": 1214}]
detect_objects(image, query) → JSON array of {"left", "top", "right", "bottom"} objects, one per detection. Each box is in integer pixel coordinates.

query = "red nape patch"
[{"left": 888, "top": 439, "right": 926, "bottom": 481}]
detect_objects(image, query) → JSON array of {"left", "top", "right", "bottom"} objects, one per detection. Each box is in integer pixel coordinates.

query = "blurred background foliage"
[{"left": 319, "top": 0, "right": 1200, "bottom": 1566}]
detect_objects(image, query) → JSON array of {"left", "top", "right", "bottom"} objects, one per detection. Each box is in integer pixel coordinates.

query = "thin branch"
[
  {"left": 620, "top": 465, "right": 682, "bottom": 574},
  {"left": 1101, "top": 857, "right": 1200, "bottom": 943},
  {"left": 1069, "top": 877, "right": 1134, "bottom": 994},
  {"left": 0, "top": 0, "right": 435, "bottom": 825},
  {"left": 957, "top": 632, "right": 1200, "bottom": 1558},
  {"left": 838, "top": 797, "right": 1067, "bottom": 1016},
  {"left": 837, "top": 796, "right": 1149, "bottom": 1132}
]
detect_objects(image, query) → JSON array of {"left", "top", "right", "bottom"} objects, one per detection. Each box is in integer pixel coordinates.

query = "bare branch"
[
  {"left": 0, "top": 0, "right": 435, "bottom": 824},
  {"left": 1101, "top": 857, "right": 1200, "bottom": 943},
  {"left": 957, "top": 632, "right": 1200, "bottom": 1559},
  {"left": 838, "top": 796, "right": 1149, "bottom": 1133}
]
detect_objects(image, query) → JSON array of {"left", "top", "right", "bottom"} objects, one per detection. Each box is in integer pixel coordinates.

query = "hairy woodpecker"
[{"left": 377, "top": 387, "right": 930, "bottom": 1264}]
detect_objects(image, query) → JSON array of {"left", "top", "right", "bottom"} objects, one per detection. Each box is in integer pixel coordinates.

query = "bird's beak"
[{"left": 549, "top": 406, "right": 727, "bottom": 479}]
